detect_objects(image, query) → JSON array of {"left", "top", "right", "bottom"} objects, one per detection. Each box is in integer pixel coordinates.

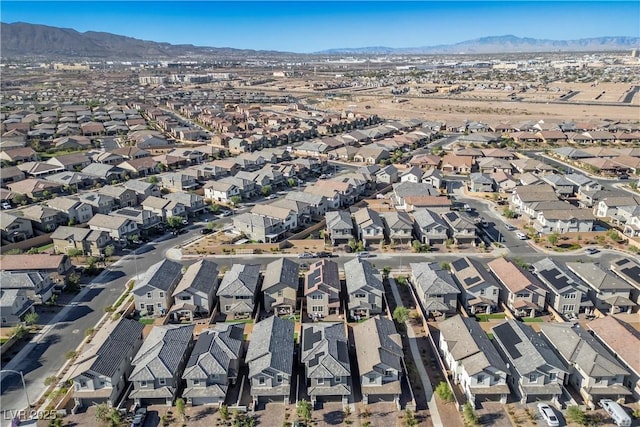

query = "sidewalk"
[{"left": 388, "top": 278, "right": 443, "bottom": 427}]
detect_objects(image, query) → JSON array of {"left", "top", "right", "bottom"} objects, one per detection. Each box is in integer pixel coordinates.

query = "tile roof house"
[
  {"left": 352, "top": 316, "right": 403, "bottom": 407},
  {"left": 132, "top": 259, "right": 184, "bottom": 317},
  {"left": 410, "top": 262, "right": 460, "bottom": 316},
  {"left": 565, "top": 262, "right": 636, "bottom": 315},
  {"left": 344, "top": 258, "right": 384, "bottom": 319},
  {"left": 129, "top": 324, "right": 195, "bottom": 406},
  {"left": 488, "top": 257, "right": 547, "bottom": 318},
  {"left": 0, "top": 288, "right": 34, "bottom": 326},
  {"left": 262, "top": 258, "right": 299, "bottom": 317},
  {"left": 533, "top": 205, "right": 595, "bottom": 235},
  {"left": 587, "top": 316, "right": 640, "bottom": 401},
  {"left": 532, "top": 258, "right": 592, "bottom": 318},
  {"left": 301, "top": 322, "right": 351, "bottom": 408},
  {"left": 216, "top": 264, "right": 261, "bottom": 318},
  {"left": 539, "top": 323, "right": 631, "bottom": 407},
  {"left": 492, "top": 319, "right": 567, "bottom": 404},
  {"left": 69, "top": 319, "right": 144, "bottom": 408},
  {"left": 438, "top": 315, "right": 510, "bottom": 406},
  {"left": 182, "top": 323, "right": 245, "bottom": 406},
  {"left": 510, "top": 184, "right": 559, "bottom": 218},
  {"left": 304, "top": 259, "right": 341, "bottom": 320},
  {"left": 170, "top": 260, "right": 219, "bottom": 322},
  {"left": 450, "top": 257, "right": 500, "bottom": 315},
  {"left": 246, "top": 316, "right": 295, "bottom": 405}
]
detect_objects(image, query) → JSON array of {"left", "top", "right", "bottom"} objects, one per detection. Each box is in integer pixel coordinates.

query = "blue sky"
[{"left": 2, "top": 1, "right": 639, "bottom": 53}]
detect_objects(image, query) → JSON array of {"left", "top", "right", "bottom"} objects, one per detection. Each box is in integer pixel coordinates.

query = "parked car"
[
  {"left": 298, "top": 252, "right": 315, "bottom": 259},
  {"left": 356, "top": 251, "right": 372, "bottom": 258},
  {"left": 130, "top": 408, "right": 147, "bottom": 427},
  {"left": 1, "top": 202, "right": 11, "bottom": 209},
  {"left": 585, "top": 248, "right": 600, "bottom": 255},
  {"left": 537, "top": 403, "right": 559, "bottom": 427},
  {"left": 504, "top": 224, "right": 516, "bottom": 231},
  {"left": 316, "top": 251, "right": 335, "bottom": 258},
  {"left": 220, "top": 210, "right": 232, "bottom": 217},
  {"left": 515, "top": 231, "right": 528, "bottom": 240},
  {"left": 200, "top": 228, "right": 212, "bottom": 234}
]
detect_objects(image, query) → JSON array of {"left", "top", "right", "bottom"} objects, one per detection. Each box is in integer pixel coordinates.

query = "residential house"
[
  {"left": 541, "top": 174, "right": 576, "bottom": 198},
  {"left": 142, "top": 196, "right": 187, "bottom": 222},
  {"left": 450, "top": 257, "right": 500, "bottom": 315},
  {"left": 0, "top": 271, "right": 56, "bottom": 304},
  {"left": 182, "top": 323, "right": 245, "bottom": 406},
  {"left": 81, "top": 163, "right": 125, "bottom": 182},
  {"left": 353, "top": 316, "right": 403, "bottom": 407},
  {"left": 129, "top": 324, "right": 195, "bottom": 406},
  {"left": 0, "top": 166, "right": 26, "bottom": 187},
  {"left": 511, "top": 185, "right": 559, "bottom": 217},
  {"left": 0, "top": 289, "right": 34, "bottom": 326},
  {"left": 421, "top": 168, "right": 444, "bottom": 189},
  {"left": 392, "top": 182, "right": 439, "bottom": 210},
  {"left": 97, "top": 185, "right": 138, "bottom": 209},
  {"left": 124, "top": 180, "right": 161, "bottom": 203},
  {"left": 111, "top": 206, "right": 161, "bottom": 231},
  {"left": 69, "top": 319, "right": 144, "bottom": 408},
  {"left": 0, "top": 253, "right": 72, "bottom": 286},
  {"left": 217, "top": 264, "right": 261, "bottom": 318},
  {"left": 469, "top": 173, "right": 496, "bottom": 193},
  {"left": 440, "top": 154, "right": 473, "bottom": 174},
  {"left": 565, "top": 262, "right": 636, "bottom": 314},
  {"left": 375, "top": 165, "right": 398, "bottom": 184},
  {"left": 353, "top": 207, "right": 385, "bottom": 248},
  {"left": 488, "top": 257, "right": 547, "bottom": 317},
  {"left": 170, "top": 260, "right": 219, "bottom": 322},
  {"left": 534, "top": 206, "right": 595, "bottom": 235},
  {"left": 439, "top": 315, "right": 510, "bottom": 406},
  {"left": 160, "top": 172, "right": 198, "bottom": 192},
  {"left": 164, "top": 192, "right": 206, "bottom": 215},
  {"left": 0, "top": 212, "right": 34, "bottom": 242},
  {"left": 412, "top": 208, "right": 449, "bottom": 245},
  {"left": 532, "top": 258, "right": 591, "bottom": 318},
  {"left": 324, "top": 211, "right": 353, "bottom": 246},
  {"left": 132, "top": 259, "right": 183, "bottom": 316},
  {"left": 610, "top": 257, "right": 640, "bottom": 305},
  {"left": 344, "top": 258, "right": 384, "bottom": 319},
  {"left": 262, "top": 258, "right": 299, "bottom": 317},
  {"left": 381, "top": 211, "right": 414, "bottom": 246},
  {"left": 399, "top": 167, "right": 424, "bottom": 183},
  {"left": 233, "top": 212, "right": 285, "bottom": 243},
  {"left": 492, "top": 319, "right": 567, "bottom": 404},
  {"left": 286, "top": 192, "right": 327, "bottom": 218},
  {"left": 493, "top": 171, "right": 518, "bottom": 193},
  {"left": 51, "top": 226, "right": 110, "bottom": 257},
  {"left": 44, "top": 171, "right": 95, "bottom": 190},
  {"left": 18, "top": 205, "right": 62, "bottom": 232},
  {"left": 301, "top": 323, "right": 351, "bottom": 407},
  {"left": 305, "top": 260, "right": 341, "bottom": 319},
  {"left": 588, "top": 316, "right": 640, "bottom": 400},
  {"left": 246, "top": 316, "right": 294, "bottom": 405},
  {"left": 251, "top": 204, "right": 297, "bottom": 232},
  {"left": 441, "top": 211, "right": 477, "bottom": 245},
  {"left": 7, "top": 178, "right": 63, "bottom": 200},
  {"left": 540, "top": 323, "right": 631, "bottom": 407},
  {"left": 204, "top": 180, "right": 240, "bottom": 203},
  {"left": 410, "top": 262, "right": 460, "bottom": 316},
  {"left": 219, "top": 176, "right": 257, "bottom": 199}
]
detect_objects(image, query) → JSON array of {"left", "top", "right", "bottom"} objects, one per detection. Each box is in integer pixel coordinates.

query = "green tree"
[
  {"left": 230, "top": 195, "right": 242, "bottom": 206},
  {"left": 167, "top": 215, "right": 184, "bottom": 229},
  {"left": 104, "top": 244, "right": 115, "bottom": 260},
  {"left": 382, "top": 266, "right": 391, "bottom": 279},
  {"left": 356, "top": 241, "right": 365, "bottom": 252},
  {"left": 548, "top": 232, "right": 559, "bottom": 246},
  {"left": 12, "top": 324, "right": 28, "bottom": 339},
  {"left": 435, "top": 381, "right": 454, "bottom": 402},
  {"left": 44, "top": 375, "right": 58, "bottom": 386},
  {"left": 24, "top": 312, "right": 39, "bottom": 326},
  {"left": 393, "top": 306, "right": 410, "bottom": 324},
  {"left": 148, "top": 175, "right": 159, "bottom": 184},
  {"left": 219, "top": 404, "right": 230, "bottom": 421},
  {"left": 67, "top": 248, "right": 83, "bottom": 257},
  {"left": 403, "top": 409, "right": 418, "bottom": 427},
  {"left": 209, "top": 203, "right": 220, "bottom": 214},
  {"left": 287, "top": 178, "right": 297, "bottom": 187},
  {"left": 440, "top": 261, "right": 451, "bottom": 271},
  {"left": 95, "top": 403, "right": 110, "bottom": 424},
  {"left": 13, "top": 193, "right": 27, "bottom": 206},
  {"left": 412, "top": 240, "right": 422, "bottom": 253},
  {"left": 68, "top": 217, "right": 77, "bottom": 226},
  {"left": 348, "top": 239, "right": 357, "bottom": 251},
  {"left": 175, "top": 397, "right": 186, "bottom": 422},
  {"left": 463, "top": 402, "right": 479, "bottom": 426},
  {"left": 261, "top": 185, "right": 272, "bottom": 196},
  {"left": 296, "top": 399, "right": 312, "bottom": 423},
  {"left": 566, "top": 406, "right": 587, "bottom": 425},
  {"left": 156, "top": 162, "right": 166, "bottom": 172}
]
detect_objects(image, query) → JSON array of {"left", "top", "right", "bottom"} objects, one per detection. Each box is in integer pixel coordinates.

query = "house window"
[
  {"left": 516, "top": 292, "right": 530, "bottom": 298},
  {"left": 147, "top": 292, "right": 152, "bottom": 298},
  {"left": 477, "top": 375, "right": 484, "bottom": 383},
  {"left": 79, "top": 380, "right": 87, "bottom": 388},
  {"left": 317, "top": 378, "right": 324, "bottom": 385},
  {"left": 277, "top": 290, "right": 283, "bottom": 297},
  {"left": 259, "top": 377, "right": 265, "bottom": 385},
  {"left": 157, "top": 303, "right": 162, "bottom": 308},
  {"left": 493, "top": 289, "right": 498, "bottom": 295},
  {"left": 384, "top": 369, "right": 394, "bottom": 377},
  {"left": 480, "top": 289, "right": 485, "bottom": 295},
  {"left": 550, "top": 373, "right": 558, "bottom": 382},
  {"left": 368, "top": 377, "right": 376, "bottom": 384},
  {"left": 193, "top": 379, "right": 200, "bottom": 386},
  {"left": 159, "top": 378, "right": 166, "bottom": 385},
  {"left": 562, "top": 304, "right": 575, "bottom": 312},
  {"left": 276, "top": 374, "right": 283, "bottom": 383},
  {"left": 159, "top": 292, "right": 164, "bottom": 298},
  {"left": 140, "top": 381, "right": 148, "bottom": 388},
  {"left": 335, "top": 377, "right": 341, "bottom": 383},
  {"left": 529, "top": 374, "right": 537, "bottom": 383},
  {"left": 311, "top": 294, "right": 322, "bottom": 300},
  {"left": 354, "top": 293, "right": 366, "bottom": 299},
  {"left": 311, "top": 306, "right": 324, "bottom": 313},
  {"left": 139, "top": 303, "right": 145, "bottom": 309},
  {"left": 225, "top": 305, "right": 232, "bottom": 311},
  {"left": 565, "top": 293, "right": 577, "bottom": 299}
]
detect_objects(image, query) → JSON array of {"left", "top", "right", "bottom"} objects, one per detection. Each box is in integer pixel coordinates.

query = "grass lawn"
[
  {"left": 476, "top": 313, "right": 507, "bottom": 322},
  {"left": 138, "top": 318, "right": 155, "bottom": 325},
  {"left": 37, "top": 243, "right": 54, "bottom": 252},
  {"left": 522, "top": 317, "right": 543, "bottom": 323},
  {"left": 0, "top": 337, "right": 9, "bottom": 345},
  {"left": 225, "top": 318, "right": 253, "bottom": 324}
]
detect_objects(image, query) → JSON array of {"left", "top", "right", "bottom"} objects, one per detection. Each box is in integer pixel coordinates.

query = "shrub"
[
  {"left": 435, "top": 381, "right": 454, "bottom": 402},
  {"left": 393, "top": 306, "right": 410, "bottom": 324},
  {"left": 463, "top": 402, "right": 480, "bottom": 426},
  {"left": 566, "top": 406, "right": 587, "bottom": 425}
]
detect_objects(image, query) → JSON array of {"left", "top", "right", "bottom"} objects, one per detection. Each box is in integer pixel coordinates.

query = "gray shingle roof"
[
  {"left": 262, "top": 258, "right": 299, "bottom": 292},
  {"left": 133, "top": 259, "right": 184, "bottom": 293},
  {"left": 183, "top": 323, "right": 244, "bottom": 380},
  {"left": 410, "top": 262, "right": 460, "bottom": 296},
  {"left": 245, "top": 316, "right": 294, "bottom": 378},
  {"left": 301, "top": 322, "right": 351, "bottom": 379},
  {"left": 130, "top": 324, "right": 194, "bottom": 381},
  {"left": 173, "top": 259, "right": 219, "bottom": 296},
  {"left": 344, "top": 258, "right": 383, "bottom": 296},
  {"left": 217, "top": 264, "right": 260, "bottom": 297},
  {"left": 90, "top": 319, "right": 144, "bottom": 377},
  {"left": 353, "top": 316, "right": 403, "bottom": 374}
]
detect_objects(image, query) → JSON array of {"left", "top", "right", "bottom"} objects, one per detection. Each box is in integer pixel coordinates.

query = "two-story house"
[
  {"left": 441, "top": 211, "right": 477, "bottom": 246},
  {"left": 182, "top": 323, "right": 245, "bottom": 406},
  {"left": 344, "top": 258, "right": 384, "bottom": 319},
  {"left": 262, "top": 258, "right": 299, "bottom": 317},
  {"left": 439, "top": 315, "right": 509, "bottom": 406},
  {"left": 217, "top": 264, "right": 261, "bottom": 319},
  {"left": 566, "top": 262, "right": 636, "bottom": 314},
  {"left": 304, "top": 259, "right": 341, "bottom": 319},
  {"left": 532, "top": 258, "right": 591, "bottom": 318},
  {"left": 47, "top": 197, "right": 94, "bottom": 224},
  {"left": 325, "top": 211, "right": 355, "bottom": 246},
  {"left": 124, "top": 179, "right": 162, "bottom": 203},
  {"left": 51, "top": 226, "right": 111, "bottom": 257},
  {"left": 492, "top": 319, "right": 567, "bottom": 404},
  {"left": 97, "top": 185, "right": 138, "bottom": 209},
  {"left": 233, "top": 213, "right": 285, "bottom": 243},
  {"left": 88, "top": 214, "right": 138, "bottom": 242},
  {"left": 412, "top": 208, "right": 449, "bottom": 245},
  {"left": 129, "top": 324, "right": 195, "bottom": 406},
  {"left": 540, "top": 323, "right": 631, "bottom": 408},
  {"left": 488, "top": 257, "right": 547, "bottom": 318},
  {"left": 381, "top": 211, "right": 414, "bottom": 246},
  {"left": 410, "top": 262, "right": 460, "bottom": 316},
  {"left": 0, "top": 289, "right": 34, "bottom": 327},
  {"left": 204, "top": 180, "right": 241, "bottom": 203},
  {"left": 0, "top": 212, "right": 34, "bottom": 243},
  {"left": 170, "top": 260, "right": 219, "bottom": 322},
  {"left": 353, "top": 316, "right": 403, "bottom": 407},
  {"left": 246, "top": 316, "right": 294, "bottom": 406},
  {"left": 142, "top": 196, "right": 187, "bottom": 222},
  {"left": 610, "top": 257, "right": 640, "bottom": 306},
  {"left": 450, "top": 257, "right": 500, "bottom": 315},
  {"left": 79, "top": 193, "right": 116, "bottom": 215},
  {"left": 301, "top": 322, "right": 352, "bottom": 409},
  {"left": 70, "top": 319, "right": 144, "bottom": 408},
  {"left": 132, "top": 259, "right": 184, "bottom": 316},
  {"left": 1, "top": 271, "right": 56, "bottom": 304},
  {"left": 353, "top": 207, "right": 385, "bottom": 248},
  {"left": 164, "top": 192, "right": 206, "bottom": 216}
]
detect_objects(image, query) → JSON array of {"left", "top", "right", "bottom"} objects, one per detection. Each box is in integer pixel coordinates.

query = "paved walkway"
[{"left": 388, "top": 278, "right": 443, "bottom": 427}]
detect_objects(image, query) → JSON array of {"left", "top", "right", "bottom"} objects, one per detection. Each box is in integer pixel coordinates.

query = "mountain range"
[{"left": 1, "top": 22, "right": 638, "bottom": 59}]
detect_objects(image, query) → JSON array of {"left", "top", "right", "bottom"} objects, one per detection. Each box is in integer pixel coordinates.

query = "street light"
[{"left": 0, "top": 369, "right": 30, "bottom": 409}]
